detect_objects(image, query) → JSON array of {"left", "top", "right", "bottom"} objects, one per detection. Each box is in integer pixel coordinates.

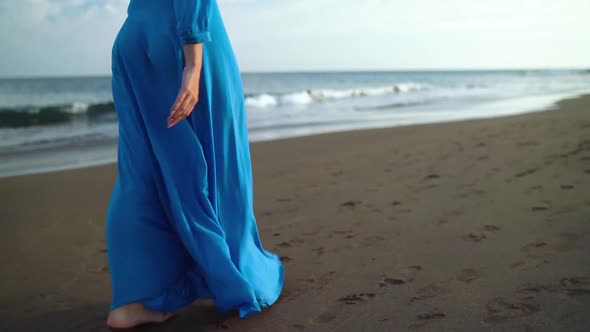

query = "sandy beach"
[{"left": 1, "top": 93, "right": 589, "bottom": 331}]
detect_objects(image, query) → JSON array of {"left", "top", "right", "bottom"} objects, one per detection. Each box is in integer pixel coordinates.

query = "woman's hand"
[{"left": 168, "top": 43, "right": 203, "bottom": 128}]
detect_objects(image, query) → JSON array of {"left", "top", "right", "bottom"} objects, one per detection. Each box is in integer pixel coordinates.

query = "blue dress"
[{"left": 106, "top": 0, "right": 284, "bottom": 319}]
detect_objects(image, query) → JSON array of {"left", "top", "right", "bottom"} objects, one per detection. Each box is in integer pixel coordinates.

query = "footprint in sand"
[
  {"left": 370, "top": 207, "right": 383, "bottom": 214},
  {"left": 560, "top": 184, "right": 575, "bottom": 189},
  {"left": 381, "top": 277, "right": 406, "bottom": 286},
  {"left": 331, "top": 170, "right": 344, "bottom": 177},
  {"left": 546, "top": 206, "right": 577, "bottom": 221},
  {"left": 291, "top": 324, "right": 306, "bottom": 331},
  {"left": 311, "top": 247, "right": 325, "bottom": 256},
  {"left": 215, "top": 321, "right": 230, "bottom": 330},
  {"left": 484, "top": 296, "right": 540, "bottom": 323},
  {"left": 337, "top": 292, "right": 376, "bottom": 305},
  {"left": 518, "top": 276, "right": 590, "bottom": 297},
  {"left": 340, "top": 200, "right": 363, "bottom": 208},
  {"left": 334, "top": 229, "right": 354, "bottom": 236},
  {"left": 462, "top": 231, "right": 487, "bottom": 242},
  {"left": 523, "top": 234, "right": 579, "bottom": 255},
  {"left": 409, "top": 281, "right": 450, "bottom": 303},
  {"left": 482, "top": 224, "right": 501, "bottom": 232},
  {"left": 513, "top": 167, "right": 539, "bottom": 179},
  {"left": 309, "top": 311, "right": 336, "bottom": 325},
  {"left": 472, "top": 188, "right": 487, "bottom": 197},
  {"left": 519, "top": 240, "right": 570, "bottom": 261},
  {"left": 379, "top": 265, "right": 422, "bottom": 287},
  {"left": 523, "top": 184, "right": 544, "bottom": 195},
  {"left": 87, "top": 264, "right": 109, "bottom": 274},
  {"left": 359, "top": 235, "right": 386, "bottom": 247},
  {"left": 313, "top": 272, "right": 335, "bottom": 285},
  {"left": 446, "top": 209, "right": 465, "bottom": 218},
  {"left": 280, "top": 271, "right": 335, "bottom": 302},
  {"left": 456, "top": 268, "right": 480, "bottom": 283},
  {"left": 408, "top": 309, "right": 446, "bottom": 329},
  {"left": 393, "top": 207, "right": 413, "bottom": 215},
  {"left": 463, "top": 223, "right": 503, "bottom": 241},
  {"left": 516, "top": 141, "right": 539, "bottom": 147},
  {"left": 509, "top": 260, "right": 526, "bottom": 269},
  {"left": 521, "top": 240, "right": 548, "bottom": 253},
  {"left": 559, "top": 277, "right": 590, "bottom": 296},
  {"left": 275, "top": 238, "right": 305, "bottom": 249},
  {"left": 486, "top": 167, "right": 502, "bottom": 177},
  {"left": 279, "top": 256, "right": 293, "bottom": 263},
  {"left": 415, "top": 183, "right": 440, "bottom": 193},
  {"left": 553, "top": 232, "right": 579, "bottom": 252}
]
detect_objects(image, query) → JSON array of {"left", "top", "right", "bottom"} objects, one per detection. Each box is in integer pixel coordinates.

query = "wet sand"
[{"left": 1, "top": 94, "right": 589, "bottom": 331}]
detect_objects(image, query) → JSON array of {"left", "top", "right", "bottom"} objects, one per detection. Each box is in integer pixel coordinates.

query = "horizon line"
[{"left": 1, "top": 66, "right": 588, "bottom": 80}]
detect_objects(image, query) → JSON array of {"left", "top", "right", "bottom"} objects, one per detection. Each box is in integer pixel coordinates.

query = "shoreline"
[
  {"left": 1, "top": 93, "right": 589, "bottom": 331},
  {"left": 1, "top": 90, "right": 587, "bottom": 179}
]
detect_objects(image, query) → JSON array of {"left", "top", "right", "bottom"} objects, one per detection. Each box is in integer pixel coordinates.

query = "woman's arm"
[
  {"left": 168, "top": 43, "right": 203, "bottom": 128},
  {"left": 168, "top": 0, "right": 213, "bottom": 128}
]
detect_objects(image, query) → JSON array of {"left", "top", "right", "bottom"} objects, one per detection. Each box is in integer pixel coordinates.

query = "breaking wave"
[
  {"left": 245, "top": 83, "right": 425, "bottom": 108},
  {"left": 0, "top": 102, "right": 115, "bottom": 128}
]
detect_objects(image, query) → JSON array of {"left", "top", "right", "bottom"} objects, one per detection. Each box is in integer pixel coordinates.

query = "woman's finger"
[
  {"left": 168, "top": 105, "right": 183, "bottom": 125},
  {"left": 170, "top": 91, "right": 186, "bottom": 113},
  {"left": 180, "top": 94, "right": 197, "bottom": 117},
  {"left": 170, "top": 99, "right": 195, "bottom": 128},
  {"left": 169, "top": 104, "right": 192, "bottom": 127},
  {"left": 169, "top": 91, "right": 189, "bottom": 121},
  {"left": 173, "top": 95, "right": 193, "bottom": 120},
  {"left": 172, "top": 101, "right": 199, "bottom": 127}
]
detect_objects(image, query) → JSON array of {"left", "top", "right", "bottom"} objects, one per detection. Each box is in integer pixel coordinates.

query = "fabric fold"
[
  {"left": 173, "top": 0, "right": 214, "bottom": 44},
  {"left": 107, "top": 0, "right": 284, "bottom": 320}
]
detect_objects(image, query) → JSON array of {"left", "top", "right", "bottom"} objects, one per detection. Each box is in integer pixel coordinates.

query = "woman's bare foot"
[{"left": 106, "top": 303, "right": 176, "bottom": 329}]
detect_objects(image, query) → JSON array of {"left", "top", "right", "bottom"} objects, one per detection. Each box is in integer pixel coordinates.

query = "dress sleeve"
[{"left": 173, "top": 0, "right": 214, "bottom": 45}]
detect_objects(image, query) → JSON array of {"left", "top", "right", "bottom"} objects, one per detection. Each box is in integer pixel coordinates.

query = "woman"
[{"left": 105, "top": 0, "right": 284, "bottom": 328}]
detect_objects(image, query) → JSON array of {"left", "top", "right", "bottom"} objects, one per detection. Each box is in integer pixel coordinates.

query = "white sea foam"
[
  {"left": 279, "top": 91, "right": 314, "bottom": 105},
  {"left": 244, "top": 93, "right": 278, "bottom": 108},
  {"left": 2, "top": 70, "right": 590, "bottom": 177},
  {"left": 71, "top": 102, "right": 90, "bottom": 113},
  {"left": 245, "top": 83, "right": 425, "bottom": 108}
]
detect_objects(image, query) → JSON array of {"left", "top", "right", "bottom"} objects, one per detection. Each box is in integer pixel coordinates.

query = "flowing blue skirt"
[{"left": 106, "top": 0, "right": 284, "bottom": 319}]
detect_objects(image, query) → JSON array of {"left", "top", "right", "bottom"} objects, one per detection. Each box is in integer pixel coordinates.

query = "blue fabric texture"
[
  {"left": 174, "top": 0, "right": 213, "bottom": 44},
  {"left": 106, "top": 0, "right": 284, "bottom": 319}
]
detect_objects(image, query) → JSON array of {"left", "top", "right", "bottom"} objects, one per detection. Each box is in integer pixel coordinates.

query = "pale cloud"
[
  {"left": 0, "top": 0, "right": 127, "bottom": 77},
  {"left": 0, "top": 0, "right": 127, "bottom": 23},
  {"left": 220, "top": 0, "right": 590, "bottom": 71},
  {"left": 0, "top": 0, "right": 588, "bottom": 77},
  {"left": 0, "top": 0, "right": 58, "bottom": 24}
]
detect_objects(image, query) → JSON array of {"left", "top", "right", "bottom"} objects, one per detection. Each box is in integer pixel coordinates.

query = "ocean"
[{"left": 1, "top": 69, "right": 589, "bottom": 177}]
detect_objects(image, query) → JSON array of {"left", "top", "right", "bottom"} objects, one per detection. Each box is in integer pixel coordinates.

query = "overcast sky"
[{"left": 0, "top": 0, "right": 589, "bottom": 77}]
